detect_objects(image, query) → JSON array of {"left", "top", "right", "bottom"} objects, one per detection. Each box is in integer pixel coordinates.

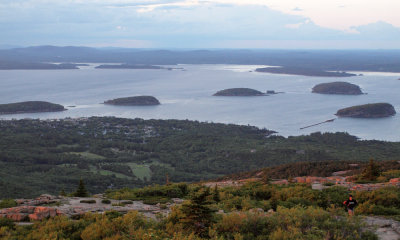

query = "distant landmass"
[
  {"left": 0, "top": 101, "right": 66, "bottom": 114},
  {"left": 312, "top": 82, "right": 363, "bottom": 95},
  {"left": 96, "top": 64, "right": 164, "bottom": 69},
  {"left": 336, "top": 103, "right": 396, "bottom": 118},
  {"left": 255, "top": 67, "right": 357, "bottom": 77},
  {"left": 2, "top": 46, "right": 400, "bottom": 72},
  {"left": 213, "top": 88, "right": 266, "bottom": 96},
  {"left": 104, "top": 96, "right": 161, "bottom": 106},
  {"left": 0, "top": 61, "right": 82, "bottom": 70}
]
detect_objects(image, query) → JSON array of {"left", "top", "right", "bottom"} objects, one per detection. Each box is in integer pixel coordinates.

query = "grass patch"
[
  {"left": 69, "top": 152, "right": 105, "bottom": 160},
  {"left": 56, "top": 144, "right": 79, "bottom": 149},
  {"left": 88, "top": 165, "right": 132, "bottom": 179},
  {"left": 127, "top": 163, "right": 152, "bottom": 180}
]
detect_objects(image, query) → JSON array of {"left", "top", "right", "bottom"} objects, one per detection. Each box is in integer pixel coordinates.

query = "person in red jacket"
[{"left": 343, "top": 195, "right": 358, "bottom": 216}]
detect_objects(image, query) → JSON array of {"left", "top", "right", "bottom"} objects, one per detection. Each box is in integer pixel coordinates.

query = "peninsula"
[
  {"left": 104, "top": 96, "right": 161, "bottom": 106},
  {"left": 213, "top": 88, "right": 266, "bottom": 96},
  {"left": 0, "top": 101, "right": 66, "bottom": 114},
  {"left": 0, "top": 61, "right": 81, "bottom": 70},
  {"left": 95, "top": 64, "right": 164, "bottom": 69},
  {"left": 336, "top": 103, "right": 396, "bottom": 118},
  {"left": 255, "top": 67, "right": 357, "bottom": 77},
  {"left": 312, "top": 82, "right": 363, "bottom": 95}
]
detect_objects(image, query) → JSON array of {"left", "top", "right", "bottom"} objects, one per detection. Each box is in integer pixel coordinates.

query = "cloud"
[
  {"left": 349, "top": 21, "right": 400, "bottom": 40},
  {"left": 0, "top": 0, "right": 400, "bottom": 48}
]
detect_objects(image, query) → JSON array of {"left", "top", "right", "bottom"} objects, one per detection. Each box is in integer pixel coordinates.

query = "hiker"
[{"left": 343, "top": 195, "right": 358, "bottom": 216}]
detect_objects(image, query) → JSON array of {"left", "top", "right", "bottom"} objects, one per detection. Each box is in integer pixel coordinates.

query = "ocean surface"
[{"left": 0, "top": 64, "right": 399, "bottom": 141}]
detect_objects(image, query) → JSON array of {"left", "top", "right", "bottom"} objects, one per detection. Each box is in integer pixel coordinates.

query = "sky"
[{"left": 1, "top": 0, "right": 400, "bottom": 49}]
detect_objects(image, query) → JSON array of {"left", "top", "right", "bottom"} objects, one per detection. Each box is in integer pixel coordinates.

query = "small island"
[
  {"left": 0, "top": 101, "right": 66, "bottom": 114},
  {"left": 255, "top": 67, "right": 357, "bottom": 77},
  {"left": 213, "top": 88, "right": 266, "bottom": 96},
  {"left": 336, "top": 103, "right": 396, "bottom": 118},
  {"left": 104, "top": 96, "right": 161, "bottom": 106},
  {"left": 312, "top": 82, "right": 363, "bottom": 95}
]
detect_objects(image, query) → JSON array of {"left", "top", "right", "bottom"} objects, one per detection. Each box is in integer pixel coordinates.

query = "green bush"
[
  {"left": 142, "top": 197, "right": 169, "bottom": 205},
  {"left": 323, "top": 182, "right": 334, "bottom": 186},
  {"left": 0, "top": 199, "right": 17, "bottom": 209},
  {"left": 372, "top": 205, "right": 400, "bottom": 215},
  {"left": 101, "top": 199, "right": 111, "bottom": 204},
  {"left": 0, "top": 217, "right": 15, "bottom": 229},
  {"left": 80, "top": 199, "right": 96, "bottom": 204}
]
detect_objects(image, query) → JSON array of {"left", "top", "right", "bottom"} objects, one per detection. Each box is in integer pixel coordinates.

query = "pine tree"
[
  {"left": 74, "top": 179, "right": 89, "bottom": 197},
  {"left": 360, "top": 159, "right": 380, "bottom": 181},
  {"left": 180, "top": 187, "right": 214, "bottom": 237},
  {"left": 59, "top": 189, "right": 66, "bottom": 196},
  {"left": 213, "top": 185, "right": 220, "bottom": 202}
]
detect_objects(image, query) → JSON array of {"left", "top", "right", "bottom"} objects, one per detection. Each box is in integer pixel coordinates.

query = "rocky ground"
[
  {"left": 364, "top": 216, "right": 400, "bottom": 240},
  {"left": 1, "top": 194, "right": 183, "bottom": 223}
]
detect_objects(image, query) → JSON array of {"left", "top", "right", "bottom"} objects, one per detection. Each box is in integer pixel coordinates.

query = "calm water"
[{"left": 0, "top": 64, "right": 399, "bottom": 141}]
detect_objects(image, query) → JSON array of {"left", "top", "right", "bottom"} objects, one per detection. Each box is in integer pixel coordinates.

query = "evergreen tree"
[
  {"left": 360, "top": 159, "right": 380, "bottom": 181},
  {"left": 74, "top": 179, "right": 89, "bottom": 197},
  {"left": 261, "top": 172, "right": 270, "bottom": 184},
  {"left": 59, "top": 189, "right": 66, "bottom": 196},
  {"left": 213, "top": 185, "right": 220, "bottom": 202},
  {"left": 180, "top": 187, "right": 214, "bottom": 237}
]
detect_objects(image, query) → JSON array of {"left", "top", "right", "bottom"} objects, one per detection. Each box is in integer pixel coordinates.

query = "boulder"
[
  {"left": 0, "top": 206, "right": 35, "bottom": 221},
  {"left": 294, "top": 177, "right": 306, "bottom": 183},
  {"left": 29, "top": 207, "right": 57, "bottom": 221},
  {"left": 389, "top": 178, "right": 400, "bottom": 183},
  {"left": 8, "top": 213, "right": 29, "bottom": 222}
]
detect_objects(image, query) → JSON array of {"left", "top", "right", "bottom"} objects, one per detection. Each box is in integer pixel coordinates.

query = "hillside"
[
  {"left": 0, "top": 101, "right": 66, "bottom": 114},
  {"left": 1, "top": 117, "right": 400, "bottom": 198},
  {"left": 1, "top": 159, "right": 399, "bottom": 239}
]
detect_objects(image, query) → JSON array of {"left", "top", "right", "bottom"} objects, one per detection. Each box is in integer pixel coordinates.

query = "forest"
[{"left": 1, "top": 117, "right": 400, "bottom": 198}]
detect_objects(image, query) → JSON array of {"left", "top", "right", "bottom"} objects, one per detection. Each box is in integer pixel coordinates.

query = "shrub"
[
  {"left": 101, "top": 199, "right": 111, "bottom": 204},
  {"left": 323, "top": 182, "right": 334, "bottom": 186},
  {"left": 142, "top": 197, "right": 169, "bottom": 205},
  {"left": 0, "top": 199, "right": 17, "bottom": 209},
  {"left": 0, "top": 217, "right": 14, "bottom": 229},
  {"left": 80, "top": 200, "right": 96, "bottom": 204}
]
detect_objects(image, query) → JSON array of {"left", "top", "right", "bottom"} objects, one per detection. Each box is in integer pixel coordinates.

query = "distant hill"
[
  {"left": 0, "top": 101, "right": 66, "bottom": 114},
  {"left": 1, "top": 46, "right": 400, "bottom": 72}
]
